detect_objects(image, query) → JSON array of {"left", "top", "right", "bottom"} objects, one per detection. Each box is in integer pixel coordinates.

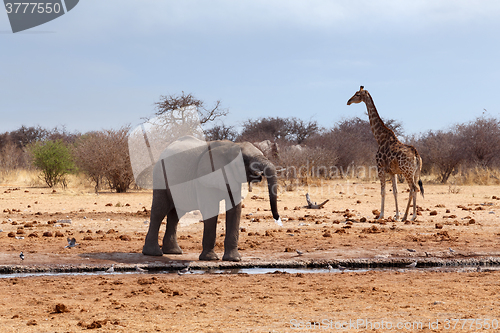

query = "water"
[{"left": 1, "top": 265, "right": 498, "bottom": 279}]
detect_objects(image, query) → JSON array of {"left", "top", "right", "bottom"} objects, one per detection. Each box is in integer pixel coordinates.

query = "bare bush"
[
  {"left": 74, "top": 126, "right": 134, "bottom": 193},
  {"left": 415, "top": 130, "right": 463, "bottom": 183},
  {"left": 238, "top": 117, "right": 318, "bottom": 144},
  {"left": 456, "top": 116, "right": 500, "bottom": 168},
  {"left": 204, "top": 123, "right": 238, "bottom": 141},
  {"left": 0, "top": 141, "right": 29, "bottom": 170}
]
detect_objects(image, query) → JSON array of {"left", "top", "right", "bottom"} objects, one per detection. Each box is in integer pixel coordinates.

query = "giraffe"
[{"left": 347, "top": 86, "right": 424, "bottom": 221}]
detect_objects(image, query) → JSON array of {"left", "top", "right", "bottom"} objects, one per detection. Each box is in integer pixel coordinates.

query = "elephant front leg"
[
  {"left": 162, "top": 209, "right": 183, "bottom": 254},
  {"left": 199, "top": 216, "right": 219, "bottom": 261},
  {"left": 222, "top": 202, "right": 242, "bottom": 262}
]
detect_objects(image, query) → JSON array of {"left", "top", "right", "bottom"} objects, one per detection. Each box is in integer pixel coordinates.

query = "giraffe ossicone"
[{"left": 347, "top": 86, "right": 424, "bottom": 222}]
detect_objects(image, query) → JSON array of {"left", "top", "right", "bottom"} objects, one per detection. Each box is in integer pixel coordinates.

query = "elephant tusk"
[{"left": 276, "top": 168, "right": 286, "bottom": 172}]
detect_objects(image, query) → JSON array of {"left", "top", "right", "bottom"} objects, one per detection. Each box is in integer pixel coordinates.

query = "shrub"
[{"left": 28, "top": 140, "right": 75, "bottom": 188}]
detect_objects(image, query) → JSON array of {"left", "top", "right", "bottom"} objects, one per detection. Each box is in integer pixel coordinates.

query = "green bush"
[{"left": 29, "top": 140, "right": 75, "bottom": 188}]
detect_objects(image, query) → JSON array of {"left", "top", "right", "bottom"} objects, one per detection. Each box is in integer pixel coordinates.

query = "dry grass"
[
  {"left": 450, "top": 167, "right": 500, "bottom": 186},
  {"left": 0, "top": 169, "right": 94, "bottom": 190}
]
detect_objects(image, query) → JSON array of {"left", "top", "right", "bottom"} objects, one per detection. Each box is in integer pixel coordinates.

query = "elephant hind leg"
[
  {"left": 162, "top": 209, "right": 183, "bottom": 254},
  {"left": 143, "top": 190, "right": 169, "bottom": 256}
]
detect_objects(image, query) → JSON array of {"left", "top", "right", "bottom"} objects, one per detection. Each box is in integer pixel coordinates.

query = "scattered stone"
[
  {"left": 26, "top": 319, "right": 37, "bottom": 326},
  {"left": 43, "top": 231, "right": 53, "bottom": 237},
  {"left": 7, "top": 232, "right": 15, "bottom": 238},
  {"left": 435, "top": 224, "right": 443, "bottom": 229},
  {"left": 54, "top": 231, "right": 64, "bottom": 237},
  {"left": 430, "top": 210, "right": 438, "bottom": 216},
  {"left": 118, "top": 234, "right": 131, "bottom": 241},
  {"left": 53, "top": 303, "right": 70, "bottom": 313}
]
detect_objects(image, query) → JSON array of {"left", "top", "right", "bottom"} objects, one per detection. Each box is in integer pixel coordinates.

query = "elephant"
[{"left": 142, "top": 135, "right": 280, "bottom": 261}]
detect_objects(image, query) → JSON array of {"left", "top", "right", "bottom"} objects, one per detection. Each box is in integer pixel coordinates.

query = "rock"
[
  {"left": 26, "top": 319, "right": 37, "bottom": 326},
  {"left": 435, "top": 224, "right": 443, "bottom": 229},
  {"left": 43, "top": 231, "right": 53, "bottom": 237},
  {"left": 54, "top": 303, "right": 70, "bottom": 313},
  {"left": 54, "top": 231, "right": 64, "bottom": 237},
  {"left": 430, "top": 210, "right": 438, "bottom": 216}
]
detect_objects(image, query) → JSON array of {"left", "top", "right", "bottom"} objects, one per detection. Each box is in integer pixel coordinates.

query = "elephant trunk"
[
  {"left": 267, "top": 173, "right": 280, "bottom": 221},
  {"left": 261, "top": 160, "right": 280, "bottom": 221}
]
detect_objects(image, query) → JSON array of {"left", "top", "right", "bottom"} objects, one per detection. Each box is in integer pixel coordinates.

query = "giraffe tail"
[
  {"left": 416, "top": 154, "right": 424, "bottom": 198},
  {"left": 418, "top": 179, "right": 424, "bottom": 199}
]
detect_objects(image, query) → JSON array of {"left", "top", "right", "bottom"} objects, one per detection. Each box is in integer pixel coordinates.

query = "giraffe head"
[{"left": 347, "top": 86, "right": 369, "bottom": 105}]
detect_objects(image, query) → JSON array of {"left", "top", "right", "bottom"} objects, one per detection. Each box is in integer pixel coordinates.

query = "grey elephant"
[{"left": 142, "top": 135, "right": 280, "bottom": 261}]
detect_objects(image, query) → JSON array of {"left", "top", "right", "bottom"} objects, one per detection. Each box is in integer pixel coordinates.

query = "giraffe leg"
[
  {"left": 411, "top": 185, "right": 418, "bottom": 221},
  {"left": 402, "top": 182, "right": 416, "bottom": 221},
  {"left": 391, "top": 174, "right": 399, "bottom": 221},
  {"left": 378, "top": 170, "right": 386, "bottom": 220}
]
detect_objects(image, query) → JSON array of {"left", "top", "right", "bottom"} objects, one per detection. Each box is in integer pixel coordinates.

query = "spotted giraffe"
[{"left": 347, "top": 86, "right": 424, "bottom": 221}]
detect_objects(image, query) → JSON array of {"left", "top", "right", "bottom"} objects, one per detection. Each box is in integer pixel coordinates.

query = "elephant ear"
[{"left": 196, "top": 143, "right": 246, "bottom": 192}]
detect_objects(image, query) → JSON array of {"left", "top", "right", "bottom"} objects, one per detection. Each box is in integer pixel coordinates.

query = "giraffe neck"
[{"left": 363, "top": 93, "right": 397, "bottom": 146}]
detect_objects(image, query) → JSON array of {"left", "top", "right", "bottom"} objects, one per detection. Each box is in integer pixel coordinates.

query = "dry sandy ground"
[{"left": 1, "top": 181, "right": 500, "bottom": 332}]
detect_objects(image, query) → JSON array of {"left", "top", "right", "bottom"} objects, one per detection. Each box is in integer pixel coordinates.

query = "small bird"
[
  {"left": 327, "top": 264, "right": 333, "bottom": 272},
  {"left": 177, "top": 266, "right": 190, "bottom": 275},
  {"left": 19, "top": 252, "right": 24, "bottom": 261},
  {"left": 337, "top": 264, "right": 347, "bottom": 272},
  {"left": 407, "top": 248, "right": 416, "bottom": 253},
  {"left": 406, "top": 261, "right": 418, "bottom": 268},
  {"left": 106, "top": 264, "right": 115, "bottom": 273},
  {"left": 65, "top": 237, "right": 78, "bottom": 248},
  {"left": 449, "top": 247, "right": 455, "bottom": 254},
  {"left": 296, "top": 249, "right": 304, "bottom": 256},
  {"left": 135, "top": 265, "right": 147, "bottom": 273}
]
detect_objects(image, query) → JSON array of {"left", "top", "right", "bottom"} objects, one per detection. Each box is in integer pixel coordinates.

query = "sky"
[{"left": 1, "top": 1, "right": 500, "bottom": 137}]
